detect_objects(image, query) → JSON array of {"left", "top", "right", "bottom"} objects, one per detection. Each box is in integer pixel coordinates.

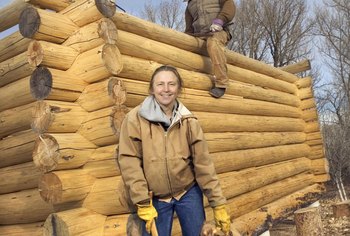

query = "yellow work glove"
[
  {"left": 213, "top": 205, "right": 231, "bottom": 235},
  {"left": 136, "top": 199, "right": 158, "bottom": 234}
]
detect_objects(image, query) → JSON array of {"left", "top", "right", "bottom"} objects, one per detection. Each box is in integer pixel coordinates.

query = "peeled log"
[
  {"left": 0, "top": 161, "right": 41, "bottom": 194},
  {"left": 27, "top": 40, "right": 79, "bottom": 70},
  {"left": 300, "top": 98, "right": 316, "bottom": 110},
  {"left": 43, "top": 208, "right": 106, "bottom": 236},
  {"left": 121, "top": 79, "right": 301, "bottom": 118},
  {"left": 39, "top": 170, "right": 95, "bottom": 204},
  {"left": 77, "top": 77, "right": 127, "bottom": 111},
  {"left": 0, "top": 102, "right": 34, "bottom": 139},
  {"left": 0, "top": 51, "right": 36, "bottom": 87},
  {"left": 60, "top": 0, "right": 116, "bottom": 27},
  {"left": 295, "top": 77, "right": 312, "bottom": 89},
  {"left": 0, "top": 130, "right": 37, "bottom": 168},
  {"left": 30, "top": 66, "right": 87, "bottom": 101},
  {"left": 117, "top": 55, "right": 301, "bottom": 107},
  {"left": 305, "top": 121, "right": 320, "bottom": 133},
  {"left": 113, "top": 12, "right": 299, "bottom": 84},
  {"left": 31, "top": 100, "right": 88, "bottom": 134},
  {"left": 299, "top": 87, "right": 313, "bottom": 100},
  {"left": 117, "top": 30, "right": 297, "bottom": 95},
  {"left": 0, "top": 222, "right": 43, "bottom": 236},
  {"left": 82, "top": 145, "right": 120, "bottom": 178},
  {"left": 302, "top": 109, "right": 318, "bottom": 122},
  {"left": 63, "top": 18, "right": 118, "bottom": 53},
  {"left": 205, "top": 132, "right": 306, "bottom": 153},
  {"left": 82, "top": 176, "right": 130, "bottom": 215},
  {"left": 0, "top": 77, "right": 34, "bottom": 112},
  {"left": 220, "top": 158, "right": 311, "bottom": 200},
  {"left": 212, "top": 144, "right": 311, "bottom": 174},
  {"left": 0, "top": 188, "right": 55, "bottom": 225},
  {"left": 233, "top": 184, "right": 324, "bottom": 235},
  {"left": 33, "top": 133, "right": 97, "bottom": 172},
  {"left": 0, "top": 31, "right": 31, "bottom": 63},
  {"left": 78, "top": 106, "right": 128, "bottom": 146},
  {"left": 294, "top": 207, "right": 324, "bottom": 236},
  {"left": 311, "top": 158, "right": 329, "bottom": 175},
  {"left": 280, "top": 59, "right": 311, "bottom": 74},
  {"left": 68, "top": 44, "right": 123, "bottom": 83},
  {"left": 19, "top": 6, "right": 78, "bottom": 43},
  {"left": 194, "top": 111, "right": 305, "bottom": 133}
]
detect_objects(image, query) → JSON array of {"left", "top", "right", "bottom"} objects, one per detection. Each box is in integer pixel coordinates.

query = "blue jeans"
[{"left": 142, "top": 184, "right": 205, "bottom": 236}]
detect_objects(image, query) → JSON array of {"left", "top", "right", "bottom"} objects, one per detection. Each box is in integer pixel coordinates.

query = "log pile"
[{"left": 0, "top": 1, "right": 328, "bottom": 235}]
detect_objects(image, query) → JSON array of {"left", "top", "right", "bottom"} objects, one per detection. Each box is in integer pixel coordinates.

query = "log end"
[
  {"left": 28, "top": 40, "right": 44, "bottom": 67},
  {"left": 33, "top": 134, "right": 60, "bottom": 172},
  {"left": 111, "top": 105, "right": 128, "bottom": 139},
  {"left": 39, "top": 172, "right": 62, "bottom": 204},
  {"left": 31, "top": 101, "right": 54, "bottom": 134},
  {"left": 98, "top": 18, "right": 118, "bottom": 44},
  {"left": 19, "top": 7, "right": 41, "bottom": 38},
  {"left": 30, "top": 67, "right": 53, "bottom": 100},
  {"left": 95, "top": 0, "right": 116, "bottom": 18},
  {"left": 108, "top": 77, "right": 127, "bottom": 105},
  {"left": 103, "top": 44, "right": 123, "bottom": 75}
]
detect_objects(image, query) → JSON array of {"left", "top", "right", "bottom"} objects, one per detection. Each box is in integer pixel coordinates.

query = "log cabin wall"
[{"left": 0, "top": 1, "right": 328, "bottom": 235}]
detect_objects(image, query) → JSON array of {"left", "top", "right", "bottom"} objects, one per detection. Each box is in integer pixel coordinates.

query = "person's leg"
[
  {"left": 174, "top": 184, "right": 206, "bottom": 236},
  {"left": 141, "top": 198, "right": 175, "bottom": 236},
  {"left": 206, "top": 31, "right": 229, "bottom": 98}
]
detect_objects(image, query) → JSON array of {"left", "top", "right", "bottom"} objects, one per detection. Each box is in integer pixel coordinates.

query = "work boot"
[{"left": 209, "top": 87, "right": 226, "bottom": 98}]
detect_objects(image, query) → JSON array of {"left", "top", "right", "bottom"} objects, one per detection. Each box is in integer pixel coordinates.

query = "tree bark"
[
  {"left": 112, "top": 12, "right": 299, "bottom": 84},
  {"left": 0, "top": 161, "right": 41, "bottom": 194},
  {"left": 31, "top": 100, "right": 88, "bottom": 134},
  {"left": 0, "top": 188, "right": 55, "bottom": 225},
  {"left": 121, "top": 79, "right": 301, "bottom": 118},
  {"left": 0, "top": 102, "right": 34, "bottom": 139},
  {"left": 294, "top": 207, "right": 324, "bottom": 236},
  {"left": 33, "top": 133, "right": 96, "bottom": 172},
  {"left": 60, "top": 0, "right": 116, "bottom": 27},
  {"left": 30, "top": 66, "right": 87, "bottom": 101},
  {"left": 232, "top": 184, "right": 324, "bottom": 235},
  {"left": 82, "top": 145, "right": 120, "bottom": 179},
  {"left": 68, "top": 44, "right": 123, "bottom": 83},
  {"left": 63, "top": 18, "right": 118, "bottom": 53},
  {"left": 43, "top": 208, "right": 106, "bottom": 236},
  {"left": 0, "top": 31, "right": 31, "bottom": 63},
  {"left": 0, "top": 222, "right": 43, "bottom": 236},
  {"left": 0, "top": 130, "right": 37, "bottom": 168},
  {"left": 332, "top": 200, "right": 350, "bottom": 218},
  {"left": 39, "top": 170, "right": 95, "bottom": 204},
  {"left": 19, "top": 6, "right": 78, "bottom": 43},
  {"left": 27, "top": 40, "right": 79, "bottom": 70},
  {"left": 116, "top": 30, "right": 298, "bottom": 95},
  {"left": 280, "top": 59, "right": 311, "bottom": 74},
  {"left": 0, "top": 51, "right": 36, "bottom": 87},
  {"left": 78, "top": 106, "right": 128, "bottom": 146}
]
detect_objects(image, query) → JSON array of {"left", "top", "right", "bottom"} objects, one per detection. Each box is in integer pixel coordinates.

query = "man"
[{"left": 184, "top": 0, "right": 236, "bottom": 98}]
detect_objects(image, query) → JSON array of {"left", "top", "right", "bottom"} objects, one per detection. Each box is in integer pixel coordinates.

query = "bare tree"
[
  {"left": 139, "top": 0, "right": 185, "bottom": 31},
  {"left": 314, "top": 0, "right": 350, "bottom": 198},
  {"left": 230, "top": 0, "right": 313, "bottom": 67}
]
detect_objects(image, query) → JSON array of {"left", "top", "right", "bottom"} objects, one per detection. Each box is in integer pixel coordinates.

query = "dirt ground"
[{"left": 269, "top": 182, "right": 350, "bottom": 236}]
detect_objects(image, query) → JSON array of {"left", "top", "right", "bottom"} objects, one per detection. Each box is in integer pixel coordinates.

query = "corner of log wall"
[{"left": 0, "top": 0, "right": 328, "bottom": 235}]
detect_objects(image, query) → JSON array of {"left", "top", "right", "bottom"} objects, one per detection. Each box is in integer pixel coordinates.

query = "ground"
[{"left": 269, "top": 182, "right": 350, "bottom": 236}]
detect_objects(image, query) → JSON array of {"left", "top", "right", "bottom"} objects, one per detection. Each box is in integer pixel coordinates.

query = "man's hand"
[
  {"left": 136, "top": 199, "right": 158, "bottom": 234},
  {"left": 210, "top": 18, "right": 224, "bottom": 32}
]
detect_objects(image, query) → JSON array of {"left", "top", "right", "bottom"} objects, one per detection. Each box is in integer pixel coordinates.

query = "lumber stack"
[{"left": 0, "top": 1, "right": 327, "bottom": 235}]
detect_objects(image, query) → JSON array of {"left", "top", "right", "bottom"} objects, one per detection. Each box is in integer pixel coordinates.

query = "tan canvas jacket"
[{"left": 118, "top": 98, "right": 226, "bottom": 208}]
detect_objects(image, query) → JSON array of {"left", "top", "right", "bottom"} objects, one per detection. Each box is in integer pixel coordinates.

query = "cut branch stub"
[
  {"left": 108, "top": 77, "right": 127, "bottom": 105},
  {"left": 95, "top": 0, "right": 116, "bottom": 18},
  {"left": 19, "top": 7, "right": 40, "bottom": 39},
  {"left": 30, "top": 66, "right": 52, "bottom": 100}
]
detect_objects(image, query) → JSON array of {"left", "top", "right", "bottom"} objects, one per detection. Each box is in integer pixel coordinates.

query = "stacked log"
[{"left": 0, "top": 1, "right": 327, "bottom": 236}]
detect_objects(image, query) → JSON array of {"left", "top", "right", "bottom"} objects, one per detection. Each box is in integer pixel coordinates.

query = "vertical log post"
[{"left": 294, "top": 207, "right": 324, "bottom": 236}]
